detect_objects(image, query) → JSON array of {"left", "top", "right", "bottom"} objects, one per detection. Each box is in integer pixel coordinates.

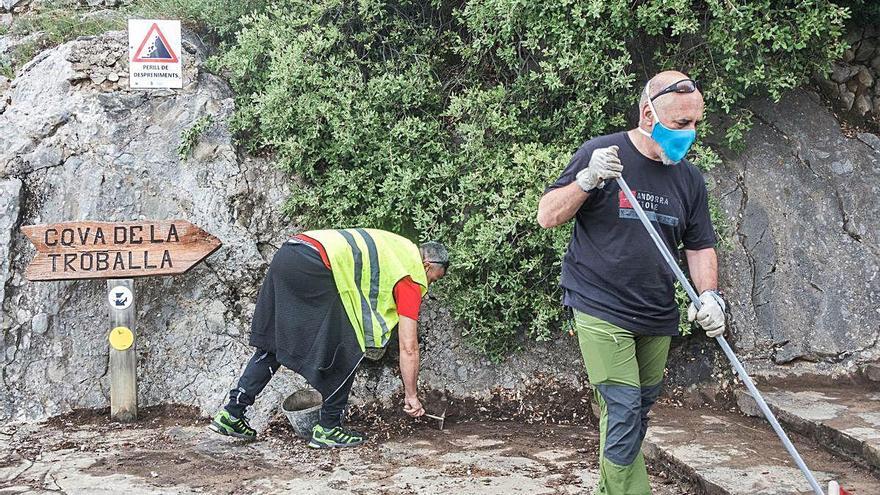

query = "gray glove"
[
  {"left": 688, "top": 290, "right": 726, "bottom": 338},
  {"left": 575, "top": 145, "right": 623, "bottom": 192}
]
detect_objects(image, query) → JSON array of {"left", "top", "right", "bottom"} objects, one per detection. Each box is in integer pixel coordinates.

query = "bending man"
[
  {"left": 210, "top": 228, "right": 448, "bottom": 448},
  {"left": 537, "top": 71, "right": 725, "bottom": 494}
]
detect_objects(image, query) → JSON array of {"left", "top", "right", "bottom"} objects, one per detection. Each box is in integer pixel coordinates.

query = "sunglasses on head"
[
  {"left": 426, "top": 260, "right": 449, "bottom": 270},
  {"left": 649, "top": 78, "right": 702, "bottom": 101}
]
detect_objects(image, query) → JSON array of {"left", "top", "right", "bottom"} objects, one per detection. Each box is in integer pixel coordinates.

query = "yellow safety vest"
[{"left": 303, "top": 228, "right": 428, "bottom": 351}]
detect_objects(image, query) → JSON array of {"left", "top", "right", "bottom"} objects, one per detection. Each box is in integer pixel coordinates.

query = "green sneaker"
[
  {"left": 307, "top": 424, "right": 365, "bottom": 449},
  {"left": 208, "top": 409, "right": 257, "bottom": 440}
]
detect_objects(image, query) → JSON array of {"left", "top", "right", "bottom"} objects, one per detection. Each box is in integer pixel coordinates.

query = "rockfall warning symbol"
[
  {"left": 128, "top": 19, "right": 182, "bottom": 89},
  {"left": 132, "top": 22, "right": 179, "bottom": 63}
]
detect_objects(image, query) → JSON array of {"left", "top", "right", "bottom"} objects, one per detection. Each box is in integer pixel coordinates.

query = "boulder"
[
  {"left": 839, "top": 88, "right": 855, "bottom": 110},
  {"left": 830, "top": 62, "right": 859, "bottom": 83},
  {"left": 855, "top": 38, "right": 877, "bottom": 63},
  {"left": 858, "top": 132, "right": 880, "bottom": 154},
  {"left": 856, "top": 66, "right": 874, "bottom": 88},
  {"left": 854, "top": 93, "right": 872, "bottom": 116}
]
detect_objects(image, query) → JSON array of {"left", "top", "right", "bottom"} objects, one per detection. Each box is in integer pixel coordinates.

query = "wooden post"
[
  {"left": 108, "top": 279, "right": 137, "bottom": 422},
  {"left": 19, "top": 220, "right": 222, "bottom": 425}
]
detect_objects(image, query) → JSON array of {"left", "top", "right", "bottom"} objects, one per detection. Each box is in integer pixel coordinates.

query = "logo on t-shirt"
[{"left": 618, "top": 190, "right": 679, "bottom": 227}]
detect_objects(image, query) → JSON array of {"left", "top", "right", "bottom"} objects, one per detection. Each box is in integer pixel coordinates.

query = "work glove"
[
  {"left": 688, "top": 290, "right": 726, "bottom": 338},
  {"left": 575, "top": 145, "right": 623, "bottom": 192}
]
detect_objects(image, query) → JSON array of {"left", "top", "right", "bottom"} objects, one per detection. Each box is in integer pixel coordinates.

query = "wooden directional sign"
[{"left": 20, "top": 220, "right": 221, "bottom": 281}]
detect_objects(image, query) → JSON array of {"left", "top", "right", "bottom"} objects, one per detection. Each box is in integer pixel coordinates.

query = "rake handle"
[{"left": 615, "top": 177, "right": 825, "bottom": 495}]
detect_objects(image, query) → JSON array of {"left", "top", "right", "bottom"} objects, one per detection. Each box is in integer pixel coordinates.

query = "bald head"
[
  {"left": 638, "top": 70, "right": 704, "bottom": 132},
  {"left": 629, "top": 70, "right": 705, "bottom": 164}
]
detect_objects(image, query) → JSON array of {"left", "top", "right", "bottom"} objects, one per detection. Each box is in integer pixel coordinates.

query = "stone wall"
[
  {"left": 0, "top": 0, "right": 114, "bottom": 14},
  {"left": 819, "top": 25, "right": 880, "bottom": 123}
]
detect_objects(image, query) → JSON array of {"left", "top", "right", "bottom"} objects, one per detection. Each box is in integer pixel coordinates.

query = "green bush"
[
  {"left": 128, "top": 0, "right": 268, "bottom": 42},
  {"left": 178, "top": 115, "right": 214, "bottom": 160},
  {"left": 213, "top": 0, "right": 849, "bottom": 360},
  {"left": 834, "top": 0, "right": 880, "bottom": 27}
]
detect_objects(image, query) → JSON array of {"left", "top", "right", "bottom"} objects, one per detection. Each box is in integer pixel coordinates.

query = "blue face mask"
[{"left": 638, "top": 84, "right": 696, "bottom": 164}]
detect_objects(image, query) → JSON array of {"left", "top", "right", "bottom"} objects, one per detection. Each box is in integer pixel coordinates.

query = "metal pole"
[{"left": 615, "top": 177, "right": 825, "bottom": 495}]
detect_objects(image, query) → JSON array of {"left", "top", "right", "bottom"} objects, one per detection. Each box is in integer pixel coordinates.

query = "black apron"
[{"left": 248, "top": 242, "right": 364, "bottom": 399}]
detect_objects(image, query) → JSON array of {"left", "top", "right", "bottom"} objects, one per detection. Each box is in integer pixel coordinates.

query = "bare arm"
[
  {"left": 398, "top": 315, "right": 424, "bottom": 417},
  {"left": 537, "top": 182, "right": 590, "bottom": 229},
  {"left": 685, "top": 247, "right": 718, "bottom": 293}
]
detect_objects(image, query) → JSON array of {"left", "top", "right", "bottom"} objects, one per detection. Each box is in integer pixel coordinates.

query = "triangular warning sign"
[{"left": 132, "top": 22, "right": 179, "bottom": 63}]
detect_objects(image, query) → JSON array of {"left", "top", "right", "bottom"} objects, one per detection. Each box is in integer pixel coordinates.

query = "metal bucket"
[
  {"left": 364, "top": 346, "right": 387, "bottom": 361},
  {"left": 281, "top": 388, "right": 322, "bottom": 438}
]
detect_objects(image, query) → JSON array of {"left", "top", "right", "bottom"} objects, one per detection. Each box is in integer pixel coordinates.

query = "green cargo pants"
[{"left": 574, "top": 310, "right": 671, "bottom": 495}]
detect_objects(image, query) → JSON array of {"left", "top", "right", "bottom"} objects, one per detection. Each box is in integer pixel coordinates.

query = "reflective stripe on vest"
[
  {"left": 337, "top": 229, "right": 388, "bottom": 347},
  {"left": 302, "top": 228, "right": 428, "bottom": 351}
]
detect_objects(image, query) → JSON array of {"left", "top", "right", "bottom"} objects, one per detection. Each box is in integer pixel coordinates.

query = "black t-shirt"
[{"left": 546, "top": 131, "right": 716, "bottom": 336}]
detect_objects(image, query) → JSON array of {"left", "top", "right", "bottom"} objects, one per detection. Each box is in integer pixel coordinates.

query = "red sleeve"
[
  {"left": 393, "top": 276, "right": 423, "bottom": 321},
  {"left": 294, "top": 234, "right": 331, "bottom": 269}
]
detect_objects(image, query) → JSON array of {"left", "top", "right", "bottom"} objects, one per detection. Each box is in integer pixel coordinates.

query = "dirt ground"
[{"left": 0, "top": 405, "right": 690, "bottom": 494}]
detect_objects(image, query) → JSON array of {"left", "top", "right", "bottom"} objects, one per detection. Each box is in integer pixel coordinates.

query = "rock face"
[
  {"left": 0, "top": 31, "right": 587, "bottom": 425},
  {"left": 0, "top": 178, "right": 20, "bottom": 308},
  {"left": 0, "top": 30, "right": 291, "bottom": 423},
  {"left": 714, "top": 90, "right": 880, "bottom": 370},
  {"left": 2, "top": 28, "right": 878, "bottom": 426}
]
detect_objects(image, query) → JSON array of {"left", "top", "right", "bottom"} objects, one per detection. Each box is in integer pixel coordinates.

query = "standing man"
[
  {"left": 537, "top": 71, "right": 725, "bottom": 494},
  {"left": 209, "top": 228, "right": 449, "bottom": 448}
]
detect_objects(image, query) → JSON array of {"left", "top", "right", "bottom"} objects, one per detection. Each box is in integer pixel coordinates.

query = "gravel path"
[{"left": 0, "top": 405, "right": 690, "bottom": 494}]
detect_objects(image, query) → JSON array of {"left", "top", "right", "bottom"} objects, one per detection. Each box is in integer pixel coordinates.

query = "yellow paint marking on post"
[{"left": 109, "top": 326, "right": 134, "bottom": 351}]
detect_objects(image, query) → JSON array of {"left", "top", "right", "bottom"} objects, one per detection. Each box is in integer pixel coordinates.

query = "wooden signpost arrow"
[
  {"left": 21, "top": 219, "right": 221, "bottom": 422},
  {"left": 20, "top": 220, "right": 221, "bottom": 281}
]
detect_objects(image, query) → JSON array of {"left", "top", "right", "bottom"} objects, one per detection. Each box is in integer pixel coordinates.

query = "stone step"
[
  {"left": 643, "top": 402, "right": 880, "bottom": 494},
  {"left": 736, "top": 383, "right": 880, "bottom": 472}
]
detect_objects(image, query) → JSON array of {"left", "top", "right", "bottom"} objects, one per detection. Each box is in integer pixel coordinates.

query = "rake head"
[
  {"left": 829, "top": 480, "right": 851, "bottom": 495},
  {"left": 423, "top": 405, "right": 447, "bottom": 430}
]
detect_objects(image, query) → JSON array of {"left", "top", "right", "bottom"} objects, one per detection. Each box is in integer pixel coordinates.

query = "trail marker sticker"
[
  {"left": 109, "top": 326, "right": 134, "bottom": 351},
  {"left": 128, "top": 19, "right": 182, "bottom": 89},
  {"left": 108, "top": 285, "right": 134, "bottom": 310}
]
